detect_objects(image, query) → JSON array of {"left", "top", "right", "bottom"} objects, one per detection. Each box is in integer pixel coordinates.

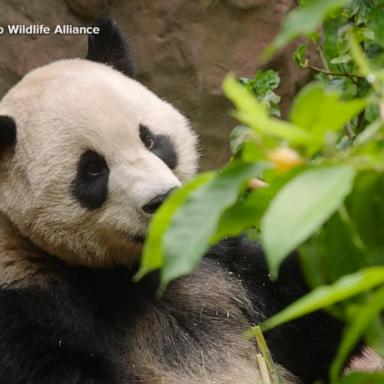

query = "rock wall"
[{"left": 0, "top": 0, "right": 312, "bottom": 169}]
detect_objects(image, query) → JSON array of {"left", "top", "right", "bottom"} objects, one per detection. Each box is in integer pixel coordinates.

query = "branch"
[
  {"left": 304, "top": 63, "right": 364, "bottom": 80},
  {"left": 315, "top": 44, "right": 333, "bottom": 80}
]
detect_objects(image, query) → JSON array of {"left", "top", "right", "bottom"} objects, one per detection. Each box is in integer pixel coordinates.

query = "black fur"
[
  {"left": 0, "top": 282, "right": 121, "bottom": 383},
  {"left": 0, "top": 116, "right": 17, "bottom": 154},
  {"left": 86, "top": 18, "right": 136, "bottom": 78},
  {"left": 0, "top": 237, "right": 354, "bottom": 384},
  {"left": 208, "top": 237, "right": 349, "bottom": 384},
  {"left": 0, "top": 263, "right": 160, "bottom": 383},
  {"left": 140, "top": 124, "right": 178, "bottom": 169},
  {"left": 71, "top": 150, "right": 109, "bottom": 209}
]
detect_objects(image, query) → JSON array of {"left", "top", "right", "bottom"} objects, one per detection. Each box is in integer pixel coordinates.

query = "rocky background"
[{"left": 0, "top": 0, "right": 312, "bottom": 169}]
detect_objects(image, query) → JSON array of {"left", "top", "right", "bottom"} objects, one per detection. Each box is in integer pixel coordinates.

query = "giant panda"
[{"left": 0, "top": 18, "right": 360, "bottom": 384}]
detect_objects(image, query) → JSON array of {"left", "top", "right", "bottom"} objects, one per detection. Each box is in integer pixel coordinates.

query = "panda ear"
[
  {"left": 0, "top": 116, "right": 16, "bottom": 154},
  {"left": 86, "top": 17, "right": 136, "bottom": 78}
]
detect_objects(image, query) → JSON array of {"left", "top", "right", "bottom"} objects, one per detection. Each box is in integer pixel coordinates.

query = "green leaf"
[
  {"left": 348, "top": 31, "right": 372, "bottom": 77},
  {"left": 263, "top": 0, "right": 349, "bottom": 59},
  {"left": 330, "top": 286, "right": 384, "bottom": 382},
  {"left": 290, "top": 83, "right": 366, "bottom": 154},
  {"left": 261, "top": 267, "right": 384, "bottom": 331},
  {"left": 213, "top": 167, "right": 305, "bottom": 243},
  {"left": 339, "top": 372, "right": 384, "bottom": 384},
  {"left": 299, "top": 237, "right": 328, "bottom": 288},
  {"left": 223, "top": 75, "right": 311, "bottom": 146},
  {"left": 365, "top": 104, "right": 380, "bottom": 124},
  {"left": 330, "top": 54, "right": 352, "bottom": 65},
  {"left": 134, "top": 172, "right": 215, "bottom": 280},
  {"left": 239, "top": 70, "right": 280, "bottom": 97},
  {"left": 262, "top": 166, "right": 356, "bottom": 278},
  {"left": 354, "top": 119, "right": 383, "bottom": 147},
  {"left": 230, "top": 125, "right": 252, "bottom": 155},
  {"left": 319, "top": 211, "right": 364, "bottom": 282},
  {"left": 262, "top": 90, "right": 281, "bottom": 117},
  {"left": 160, "top": 162, "right": 260, "bottom": 290},
  {"left": 234, "top": 110, "right": 310, "bottom": 146},
  {"left": 369, "top": 2, "right": 384, "bottom": 48},
  {"left": 347, "top": 173, "right": 384, "bottom": 264},
  {"left": 323, "top": 14, "right": 346, "bottom": 68},
  {"left": 224, "top": 74, "right": 266, "bottom": 115},
  {"left": 241, "top": 141, "right": 266, "bottom": 163},
  {"left": 366, "top": 316, "right": 384, "bottom": 357},
  {"left": 212, "top": 185, "right": 274, "bottom": 242},
  {"left": 354, "top": 27, "right": 375, "bottom": 42},
  {"left": 293, "top": 43, "right": 308, "bottom": 67}
]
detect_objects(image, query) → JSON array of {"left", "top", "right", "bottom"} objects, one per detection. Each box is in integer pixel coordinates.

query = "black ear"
[
  {"left": 86, "top": 17, "right": 136, "bottom": 78},
  {"left": 0, "top": 116, "right": 16, "bottom": 154}
]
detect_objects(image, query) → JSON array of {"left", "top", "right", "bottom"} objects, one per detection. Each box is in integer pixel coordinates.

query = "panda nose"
[{"left": 142, "top": 189, "right": 175, "bottom": 214}]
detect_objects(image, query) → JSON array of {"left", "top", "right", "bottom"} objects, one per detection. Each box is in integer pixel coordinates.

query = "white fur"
[{"left": 0, "top": 59, "right": 199, "bottom": 266}]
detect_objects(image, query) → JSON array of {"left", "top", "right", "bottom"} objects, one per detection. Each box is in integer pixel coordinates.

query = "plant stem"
[
  {"left": 257, "top": 354, "right": 272, "bottom": 384},
  {"left": 305, "top": 63, "right": 364, "bottom": 80},
  {"left": 253, "top": 326, "right": 281, "bottom": 384},
  {"left": 315, "top": 43, "right": 333, "bottom": 80}
]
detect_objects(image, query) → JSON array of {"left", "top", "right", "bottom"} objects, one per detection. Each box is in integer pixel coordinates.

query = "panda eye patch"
[
  {"left": 71, "top": 150, "right": 109, "bottom": 210},
  {"left": 139, "top": 124, "right": 178, "bottom": 170}
]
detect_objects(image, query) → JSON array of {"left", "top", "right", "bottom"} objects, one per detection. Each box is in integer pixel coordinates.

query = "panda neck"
[
  {"left": 0, "top": 212, "right": 60, "bottom": 288},
  {"left": 0, "top": 212, "right": 144, "bottom": 282}
]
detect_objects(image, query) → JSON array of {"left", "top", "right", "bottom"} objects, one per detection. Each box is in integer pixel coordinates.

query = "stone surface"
[
  {"left": 226, "top": 0, "right": 270, "bottom": 10},
  {"left": 65, "top": 0, "right": 111, "bottom": 20},
  {"left": 0, "top": 0, "right": 313, "bottom": 169}
]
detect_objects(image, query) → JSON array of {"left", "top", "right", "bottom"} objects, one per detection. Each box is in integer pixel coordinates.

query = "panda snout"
[{"left": 141, "top": 188, "right": 176, "bottom": 214}]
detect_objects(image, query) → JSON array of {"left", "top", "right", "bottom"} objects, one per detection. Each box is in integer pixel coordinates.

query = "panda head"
[{"left": 0, "top": 18, "right": 199, "bottom": 267}]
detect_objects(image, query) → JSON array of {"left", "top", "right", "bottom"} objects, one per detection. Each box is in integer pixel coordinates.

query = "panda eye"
[
  {"left": 139, "top": 124, "right": 178, "bottom": 169},
  {"left": 85, "top": 161, "right": 105, "bottom": 177},
  {"left": 78, "top": 151, "right": 108, "bottom": 180},
  {"left": 144, "top": 137, "right": 155, "bottom": 150},
  {"left": 71, "top": 150, "right": 109, "bottom": 210},
  {"left": 139, "top": 124, "right": 155, "bottom": 150}
]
